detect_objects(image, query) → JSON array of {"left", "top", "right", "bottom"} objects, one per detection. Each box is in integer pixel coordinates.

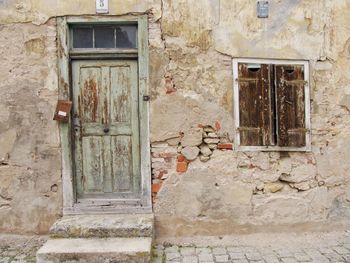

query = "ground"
[
  {"left": 1, "top": 231, "right": 350, "bottom": 263},
  {"left": 0, "top": 235, "right": 47, "bottom": 263}
]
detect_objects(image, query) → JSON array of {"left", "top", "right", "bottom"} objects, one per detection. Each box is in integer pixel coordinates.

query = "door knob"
[{"left": 103, "top": 127, "right": 109, "bottom": 133}]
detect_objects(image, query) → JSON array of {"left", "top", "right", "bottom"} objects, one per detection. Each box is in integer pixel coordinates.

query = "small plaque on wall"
[
  {"left": 53, "top": 100, "right": 72, "bottom": 122},
  {"left": 96, "top": 0, "right": 109, "bottom": 14},
  {"left": 257, "top": 1, "right": 269, "bottom": 18}
]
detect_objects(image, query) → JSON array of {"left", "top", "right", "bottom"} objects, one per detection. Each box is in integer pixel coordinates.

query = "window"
[
  {"left": 71, "top": 24, "right": 137, "bottom": 49},
  {"left": 233, "top": 58, "right": 311, "bottom": 151}
]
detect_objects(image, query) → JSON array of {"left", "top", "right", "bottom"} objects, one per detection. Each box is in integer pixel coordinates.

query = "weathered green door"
[{"left": 72, "top": 60, "right": 140, "bottom": 204}]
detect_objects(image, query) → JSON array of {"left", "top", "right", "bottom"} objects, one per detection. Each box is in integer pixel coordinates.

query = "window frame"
[
  {"left": 67, "top": 17, "right": 139, "bottom": 59},
  {"left": 57, "top": 15, "right": 152, "bottom": 214},
  {"left": 232, "top": 58, "right": 311, "bottom": 152}
]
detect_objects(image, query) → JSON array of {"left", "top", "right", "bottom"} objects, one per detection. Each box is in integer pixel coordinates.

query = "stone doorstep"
[
  {"left": 36, "top": 237, "right": 152, "bottom": 263},
  {"left": 50, "top": 214, "right": 154, "bottom": 238}
]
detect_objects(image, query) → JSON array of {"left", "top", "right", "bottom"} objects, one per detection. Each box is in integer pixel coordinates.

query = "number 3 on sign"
[{"left": 96, "top": 0, "right": 108, "bottom": 13}]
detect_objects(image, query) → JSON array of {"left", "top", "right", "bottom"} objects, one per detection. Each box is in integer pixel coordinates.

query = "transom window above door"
[{"left": 71, "top": 24, "right": 137, "bottom": 49}]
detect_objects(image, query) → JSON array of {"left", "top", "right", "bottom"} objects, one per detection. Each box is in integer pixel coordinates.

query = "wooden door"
[{"left": 72, "top": 60, "right": 140, "bottom": 203}]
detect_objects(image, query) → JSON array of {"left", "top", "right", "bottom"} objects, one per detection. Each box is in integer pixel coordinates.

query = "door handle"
[{"left": 103, "top": 127, "right": 110, "bottom": 133}]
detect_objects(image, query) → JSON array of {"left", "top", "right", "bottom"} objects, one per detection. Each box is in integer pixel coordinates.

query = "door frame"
[{"left": 57, "top": 15, "right": 151, "bottom": 214}]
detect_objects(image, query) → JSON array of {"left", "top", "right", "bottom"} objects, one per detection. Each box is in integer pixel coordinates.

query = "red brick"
[
  {"left": 217, "top": 143, "right": 233, "bottom": 149},
  {"left": 177, "top": 154, "right": 186, "bottom": 162},
  {"left": 152, "top": 183, "right": 162, "bottom": 193},
  {"left": 176, "top": 161, "right": 188, "bottom": 173}
]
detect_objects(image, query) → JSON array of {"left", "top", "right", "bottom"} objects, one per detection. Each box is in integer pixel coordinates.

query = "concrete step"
[
  {"left": 36, "top": 237, "right": 152, "bottom": 263},
  {"left": 50, "top": 214, "right": 154, "bottom": 238}
]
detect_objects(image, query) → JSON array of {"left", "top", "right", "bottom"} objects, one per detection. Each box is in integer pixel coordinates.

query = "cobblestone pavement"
[
  {"left": 152, "top": 231, "right": 350, "bottom": 263},
  {"left": 0, "top": 234, "right": 47, "bottom": 263},
  {"left": 0, "top": 231, "right": 349, "bottom": 262}
]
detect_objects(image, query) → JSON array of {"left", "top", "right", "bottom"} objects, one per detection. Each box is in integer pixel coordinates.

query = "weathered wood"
[
  {"left": 72, "top": 60, "right": 140, "bottom": 198},
  {"left": 138, "top": 15, "right": 152, "bottom": 208},
  {"left": 233, "top": 58, "right": 311, "bottom": 152},
  {"left": 57, "top": 17, "right": 75, "bottom": 210},
  {"left": 238, "top": 63, "right": 272, "bottom": 146},
  {"left": 275, "top": 65, "right": 306, "bottom": 147},
  {"left": 82, "top": 136, "right": 103, "bottom": 192},
  {"left": 110, "top": 66, "right": 131, "bottom": 123},
  {"left": 59, "top": 15, "right": 151, "bottom": 214},
  {"left": 112, "top": 136, "right": 132, "bottom": 191}
]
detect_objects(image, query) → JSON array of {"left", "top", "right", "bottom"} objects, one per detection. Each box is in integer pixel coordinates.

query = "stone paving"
[
  {"left": 0, "top": 230, "right": 350, "bottom": 262},
  {"left": 152, "top": 230, "right": 350, "bottom": 263},
  {"left": 0, "top": 234, "right": 47, "bottom": 263}
]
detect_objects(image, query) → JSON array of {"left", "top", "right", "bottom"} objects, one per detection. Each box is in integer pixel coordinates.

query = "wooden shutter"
[
  {"left": 275, "top": 65, "right": 306, "bottom": 147},
  {"left": 238, "top": 63, "right": 273, "bottom": 146}
]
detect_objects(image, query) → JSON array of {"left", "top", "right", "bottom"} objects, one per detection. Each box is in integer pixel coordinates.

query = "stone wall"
[
  {"left": 0, "top": 0, "right": 350, "bottom": 235},
  {"left": 149, "top": 0, "right": 350, "bottom": 237},
  {"left": 0, "top": 19, "right": 61, "bottom": 234}
]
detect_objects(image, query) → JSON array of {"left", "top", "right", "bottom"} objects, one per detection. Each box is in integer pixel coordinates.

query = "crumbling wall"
[
  {"left": 0, "top": 0, "right": 161, "bottom": 234},
  {"left": 0, "top": 0, "right": 350, "bottom": 235},
  {"left": 0, "top": 20, "right": 61, "bottom": 234},
  {"left": 149, "top": 0, "right": 350, "bottom": 237}
]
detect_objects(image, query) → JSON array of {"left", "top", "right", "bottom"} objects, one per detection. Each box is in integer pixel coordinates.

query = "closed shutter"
[
  {"left": 275, "top": 65, "right": 306, "bottom": 147},
  {"left": 238, "top": 63, "right": 273, "bottom": 146}
]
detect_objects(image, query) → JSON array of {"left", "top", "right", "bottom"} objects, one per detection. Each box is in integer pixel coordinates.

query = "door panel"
[
  {"left": 111, "top": 66, "right": 132, "bottom": 123},
  {"left": 82, "top": 136, "right": 104, "bottom": 192},
  {"left": 72, "top": 60, "right": 140, "bottom": 201},
  {"left": 111, "top": 136, "right": 132, "bottom": 192}
]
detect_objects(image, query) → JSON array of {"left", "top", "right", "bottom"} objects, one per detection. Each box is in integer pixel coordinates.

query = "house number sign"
[
  {"left": 96, "top": 0, "right": 109, "bottom": 14},
  {"left": 257, "top": 1, "right": 269, "bottom": 18}
]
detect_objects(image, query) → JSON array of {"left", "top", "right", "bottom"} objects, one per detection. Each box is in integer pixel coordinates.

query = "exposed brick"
[
  {"left": 152, "top": 160, "right": 175, "bottom": 169},
  {"left": 176, "top": 161, "right": 188, "bottom": 173},
  {"left": 152, "top": 158, "right": 165, "bottom": 163},
  {"left": 151, "top": 147, "right": 177, "bottom": 153},
  {"left": 153, "top": 170, "right": 165, "bottom": 179},
  {"left": 197, "top": 123, "right": 204, "bottom": 128},
  {"left": 217, "top": 143, "right": 233, "bottom": 150},
  {"left": 177, "top": 154, "right": 186, "bottom": 162},
  {"left": 155, "top": 169, "right": 168, "bottom": 178},
  {"left": 152, "top": 152, "right": 177, "bottom": 158},
  {"left": 152, "top": 142, "right": 169, "bottom": 148},
  {"left": 152, "top": 183, "right": 162, "bottom": 193}
]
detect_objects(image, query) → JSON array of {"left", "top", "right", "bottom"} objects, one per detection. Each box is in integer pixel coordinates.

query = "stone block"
[
  {"left": 36, "top": 237, "right": 152, "bottom": 263},
  {"left": 200, "top": 144, "right": 212, "bottom": 157},
  {"left": 181, "top": 128, "right": 203, "bottom": 147},
  {"left": 181, "top": 146, "right": 200, "bottom": 161},
  {"left": 49, "top": 214, "right": 154, "bottom": 238},
  {"left": 199, "top": 155, "right": 210, "bottom": 162},
  {"left": 264, "top": 182, "right": 284, "bottom": 193},
  {"left": 203, "top": 138, "right": 220, "bottom": 144},
  {"left": 279, "top": 164, "right": 316, "bottom": 183}
]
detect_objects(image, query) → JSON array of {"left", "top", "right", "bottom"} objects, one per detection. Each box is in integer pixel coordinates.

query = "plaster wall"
[{"left": 0, "top": 0, "right": 350, "bottom": 235}]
